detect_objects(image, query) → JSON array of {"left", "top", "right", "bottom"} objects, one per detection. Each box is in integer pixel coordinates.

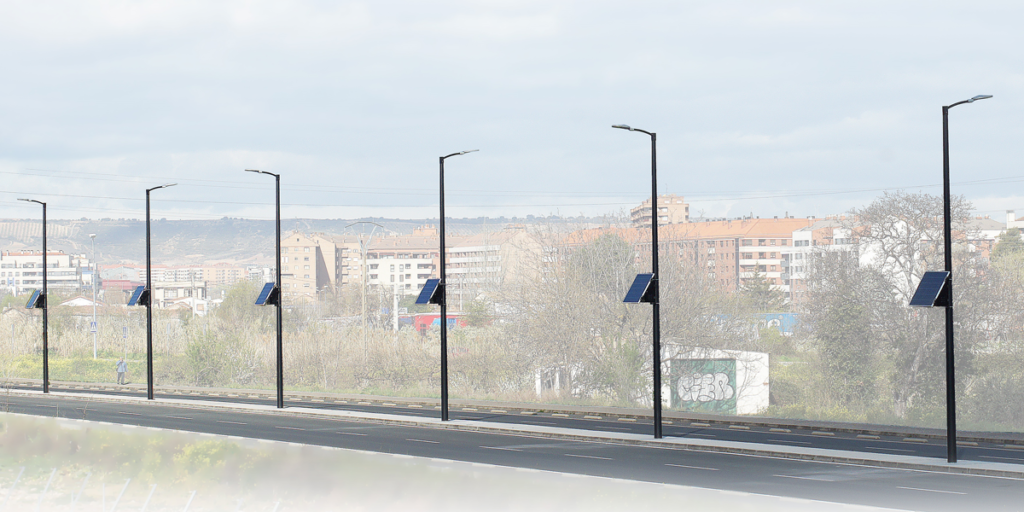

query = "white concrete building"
[{"left": 0, "top": 250, "right": 87, "bottom": 295}]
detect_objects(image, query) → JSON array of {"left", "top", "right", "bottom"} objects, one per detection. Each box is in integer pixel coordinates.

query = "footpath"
[{"left": 6, "top": 383, "right": 1024, "bottom": 480}]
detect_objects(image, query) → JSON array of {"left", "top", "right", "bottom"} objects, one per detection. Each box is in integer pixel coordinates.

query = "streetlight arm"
[
  {"left": 612, "top": 125, "right": 654, "bottom": 137},
  {"left": 946, "top": 94, "right": 993, "bottom": 110},
  {"left": 441, "top": 150, "right": 479, "bottom": 160},
  {"left": 146, "top": 183, "right": 177, "bottom": 193},
  {"left": 246, "top": 169, "right": 280, "bottom": 178}
]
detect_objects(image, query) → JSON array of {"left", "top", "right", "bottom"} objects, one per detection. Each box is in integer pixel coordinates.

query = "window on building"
[
  {"left": 304, "top": 247, "right": 310, "bottom": 252},
  {"left": 304, "top": 274, "right": 310, "bottom": 278},
  {"left": 304, "top": 257, "right": 309, "bottom": 261},
  {"left": 304, "top": 265, "right": 310, "bottom": 270},
  {"left": 390, "top": 265, "right": 395, "bottom": 272},
  {"left": 770, "top": 239, "right": 776, "bottom": 246},
  {"left": 390, "top": 275, "right": 395, "bottom": 282},
  {"left": 304, "top": 283, "right": 310, "bottom": 288}
]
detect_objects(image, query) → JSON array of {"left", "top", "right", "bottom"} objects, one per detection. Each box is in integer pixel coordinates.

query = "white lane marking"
[
  {"left": 774, "top": 474, "right": 829, "bottom": 482},
  {"left": 164, "top": 416, "right": 192, "bottom": 420},
  {"left": 768, "top": 439, "right": 812, "bottom": 445},
  {"left": 565, "top": 454, "right": 612, "bottom": 461},
  {"left": 275, "top": 426, "right": 305, "bottom": 431},
  {"left": 336, "top": 432, "right": 368, "bottom": 436},
  {"left": 865, "top": 446, "right": 915, "bottom": 453},
  {"left": 666, "top": 463, "right": 719, "bottom": 471},
  {"left": 481, "top": 446, "right": 522, "bottom": 452},
  {"left": 897, "top": 486, "right": 967, "bottom": 495},
  {"left": 406, "top": 438, "right": 440, "bottom": 444},
  {"left": 216, "top": 420, "right": 247, "bottom": 425},
  {"left": 531, "top": 421, "right": 558, "bottom": 425},
  {"left": 599, "top": 426, "right": 632, "bottom": 431},
  {"left": 688, "top": 433, "right": 716, "bottom": 437},
  {"left": 117, "top": 412, "right": 141, "bottom": 416}
]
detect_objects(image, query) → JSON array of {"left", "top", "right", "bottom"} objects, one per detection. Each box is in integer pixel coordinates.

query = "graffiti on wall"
[{"left": 670, "top": 359, "right": 738, "bottom": 414}]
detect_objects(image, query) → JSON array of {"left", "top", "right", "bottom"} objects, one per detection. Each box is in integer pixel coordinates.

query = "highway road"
[
  {"left": 4, "top": 392, "right": 1023, "bottom": 511},
  {"left": 10, "top": 382, "right": 1024, "bottom": 466}
]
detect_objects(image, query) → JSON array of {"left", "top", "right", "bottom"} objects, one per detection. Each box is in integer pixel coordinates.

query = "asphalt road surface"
[
  {"left": 4, "top": 393, "right": 1024, "bottom": 511},
  {"left": 10, "top": 382, "right": 1024, "bottom": 466}
]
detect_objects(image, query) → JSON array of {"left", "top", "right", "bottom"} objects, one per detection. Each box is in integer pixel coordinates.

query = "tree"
[
  {"left": 740, "top": 271, "right": 786, "bottom": 313},
  {"left": 991, "top": 228, "right": 1023, "bottom": 262}
]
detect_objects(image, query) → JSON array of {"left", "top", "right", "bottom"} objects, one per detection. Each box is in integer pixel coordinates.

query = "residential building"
[
  {"left": 365, "top": 227, "right": 443, "bottom": 296},
  {"left": 1007, "top": 210, "right": 1024, "bottom": 230},
  {"left": 0, "top": 250, "right": 85, "bottom": 295},
  {"left": 631, "top": 194, "right": 689, "bottom": 229},
  {"left": 281, "top": 231, "right": 332, "bottom": 302}
]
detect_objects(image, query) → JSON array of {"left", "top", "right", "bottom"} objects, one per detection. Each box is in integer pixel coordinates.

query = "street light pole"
[
  {"left": 345, "top": 221, "right": 385, "bottom": 368},
  {"left": 612, "top": 124, "right": 662, "bottom": 439},
  {"left": 940, "top": 94, "right": 992, "bottom": 463},
  {"left": 247, "top": 170, "right": 284, "bottom": 409},
  {"left": 90, "top": 233, "right": 97, "bottom": 359},
  {"left": 145, "top": 184, "right": 176, "bottom": 401},
  {"left": 19, "top": 199, "right": 48, "bottom": 393},
  {"left": 438, "top": 149, "right": 477, "bottom": 421}
]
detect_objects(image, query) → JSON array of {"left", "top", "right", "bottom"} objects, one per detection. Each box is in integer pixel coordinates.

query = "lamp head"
[
  {"left": 18, "top": 198, "right": 43, "bottom": 205},
  {"left": 89, "top": 233, "right": 96, "bottom": 239},
  {"left": 612, "top": 124, "right": 633, "bottom": 131},
  {"left": 967, "top": 94, "right": 993, "bottom": 103},
  {"left": 460, "top": 150, "right": 479, "bottom": 155}
]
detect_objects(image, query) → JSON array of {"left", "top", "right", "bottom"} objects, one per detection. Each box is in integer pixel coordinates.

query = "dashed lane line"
[
  {"left": 216, "top": 420, "right": 247, "bottom": 425},
  {"left": 275, "top": 426, "right": 305, "bottom": 431},
  {"left": 481, "top": 446, "right": 523, "bottom": 452},
  {"left": 896, "top": 486, "right": 967, "bottom": 495},
  {"left": 665, "top": 463, "right": 719, "bottom": 471},
  {"left": 406, "top": 438, "right": 440, "bottom": 444},
  {"left": 565, "top": 454, "right": 613, "bottom": 461},
  {"left": 336, "top": 432, "right": 368, "bottom": 436}
]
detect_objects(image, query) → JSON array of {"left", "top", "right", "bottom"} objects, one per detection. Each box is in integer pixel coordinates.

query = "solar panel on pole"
[
  {"left": 623, "top": 273, "right": 655, "bottom": 303},
  {"left": 910, "top": 271, "right": 951, "bottom": 307},
  {"left": 415, "top": 278, "right": 441, "bottom": 305}
]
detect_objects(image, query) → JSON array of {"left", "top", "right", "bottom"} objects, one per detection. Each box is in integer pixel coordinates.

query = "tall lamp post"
[
  {"left": 940, "top": 94, "right": 992, "bottom": 463},
  {"left": 438, "top": 149, "right": 478, "bottom": 421},
  {"left": 246, "top": 169, "right": 285, "bottom": 409},
  {"left": 18, "top": 198, "right": 48, "bottom": 393},
  {"left": 146, "top": 183, "right": 176, "bottom": 400},
  {"left": 90, "top": 233, "right": 97, "bottom": 359},
  {"left": 612, "top": 124, "right": 663, "bottom": 439},
  {"left": 345, "top": 221, "right": 385, "bottom": 367}
]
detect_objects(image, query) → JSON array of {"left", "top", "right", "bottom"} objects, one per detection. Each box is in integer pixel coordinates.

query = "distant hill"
[{"left": 0, "top": 214, "right": 621, "bottom": 266}]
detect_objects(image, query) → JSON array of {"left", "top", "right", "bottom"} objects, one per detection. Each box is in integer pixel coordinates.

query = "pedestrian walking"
[{"left": 115, "top": 358, "right": 127, "bottom": 385}]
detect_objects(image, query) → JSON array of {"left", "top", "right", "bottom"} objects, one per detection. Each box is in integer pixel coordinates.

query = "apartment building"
[
  {"left": 365, "top": 227, "right": 443, "bottom": 296},
  {"left": 0, "top": 250, "right": 85, "bottom": 295},
  {"left": 447, "top": 225, "right": 545, "bottom": 297},
  {"left": 281, "top": 231, "right": 333, "bottom": 302},
  {"left": 631, "top": 194, "right": 690, "bottom": 229}
]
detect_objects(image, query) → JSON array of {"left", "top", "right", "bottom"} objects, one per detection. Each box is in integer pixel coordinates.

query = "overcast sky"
[{"left": 1, "top": 1, "right": 1021, "bottom": 223}]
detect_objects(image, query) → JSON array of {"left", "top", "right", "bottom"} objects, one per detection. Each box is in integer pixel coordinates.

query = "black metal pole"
[
  {"left": 439, "top": 155, "right": 449, "bottom": 421},
  {"left": 275, "top": 173, "right": 284, "bottom": 409},
  {"left": 42, "top": 202, "right": 48, "bottom": 394},
  {"left": 649, "top": 132, "right": 662, "bottom": 439},
  {"left": 146, "top": 189, "right": 154, "bottom": 400},
  {"left": 941, "top": 105, "right": 957, "bottom": 463}
]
